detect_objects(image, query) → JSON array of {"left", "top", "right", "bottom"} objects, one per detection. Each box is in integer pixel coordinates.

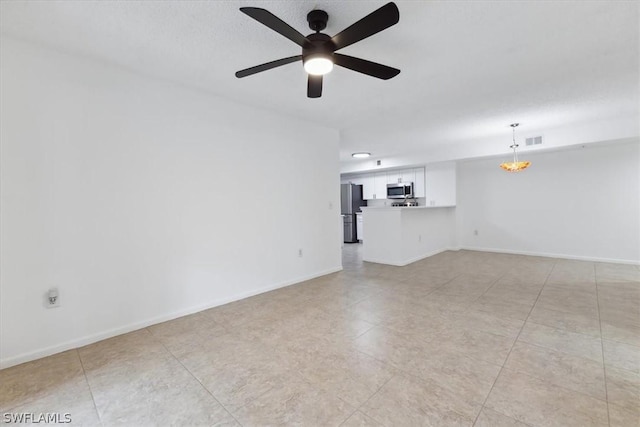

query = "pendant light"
[
  {"left": 352, "top": 152, "right": 371, "bottom": 158},
  {"left": 500, "top": 123, "right": 531, "bottom": 172}
]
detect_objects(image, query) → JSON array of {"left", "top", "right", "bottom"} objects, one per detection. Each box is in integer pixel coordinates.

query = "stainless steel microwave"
[{"left": 387, "top": 182, "right": 414, "bottom": 199}]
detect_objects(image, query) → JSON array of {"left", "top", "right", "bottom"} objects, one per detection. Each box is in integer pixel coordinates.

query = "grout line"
[
  {"left": 357, "top": 256, "right": 606, "bottom": 425},
  {"left": 338, "top": 373, "right": 395, "bottom": 427},
  {"left": 417, "top": 270, "right": 466, "bottom": 297},
  {"left": 246, "top": 332, "right": 371, "bottom": 425},
  {"left": 472, "top": 270, "right": 509, "bottom": 300},
  {"left": 521, "top": 318, "right": 603, "bottom": 341},
  {"left": 75, "top": 348, "right": 102, "bottom": 425},
  {"left": 471, "top": 258, "right": 558, "bottom": 426},
  {"left": 500, "top": 359, "right": 612, "bottom": 404},
  {"left": 519, "top": 304, "right": 600, "bottom": 331},
  {"left": 348, "top": 326, "right": 491, "bottom": 424},
  {"left": 350, "top": 324, "right": 377, "bottom": 341},
  {"left": 458, "top": 270, "right": 513, "bottom": 312},
  {"left": 594, "top": 264, "right": 612, "bottom": 427},
  {"left": 148, "top": 328, "right": 244, "bottom": 427}
]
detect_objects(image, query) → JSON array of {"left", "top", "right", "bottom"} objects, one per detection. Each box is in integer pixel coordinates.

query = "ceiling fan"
[{"left": 235, "top": 2, "right": 401, "bottom": 98}]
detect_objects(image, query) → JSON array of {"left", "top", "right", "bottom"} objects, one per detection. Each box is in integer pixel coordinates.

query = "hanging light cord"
[
  {"left": 511, "top": 123, "right": 519, "bottom": 164},
  {"left": 510, "top": 124, "right": 519, "bottom": 163}
]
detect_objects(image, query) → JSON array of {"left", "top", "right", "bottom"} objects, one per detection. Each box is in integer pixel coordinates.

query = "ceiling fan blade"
[
  {"left": 235, "top": 55, "right": 302, "bottom": 78},
  {"left": 308, "top": 75, "right": 323, "bottom": 98},
  {"left": 334, "top": 54, "right": 400, "bottom": 80},
  {"left": 330, "top": 2, "right": 399, "bottom": 51},
  {"left": 240, "top": 7, "right": 309, "bottom": 47}
]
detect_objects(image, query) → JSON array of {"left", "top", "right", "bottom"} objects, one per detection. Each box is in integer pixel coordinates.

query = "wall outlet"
[
  {"left": 474, "top": 229, "right": 479, "bottom": 236},
  {"left": 45, "top": 288, "right": 60, "bottom": 308},
  {"left": 418, "top": 234, "right": 422, "bottom": 242},
  {"left": 298, "top": 248, "right": 303, "bottom": 257},
  {"left": 329, "top": 202, "right": 333, "bottom": 210}
]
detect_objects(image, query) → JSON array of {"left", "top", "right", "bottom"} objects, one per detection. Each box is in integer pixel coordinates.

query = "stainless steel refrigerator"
[{"left": 341, "top": 184, "right": 367, "bottom": 243}]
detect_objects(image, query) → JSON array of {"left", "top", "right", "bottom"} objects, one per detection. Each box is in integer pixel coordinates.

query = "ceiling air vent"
[{"left": 525, "top": 136, "right": 543, "bottom": 146}]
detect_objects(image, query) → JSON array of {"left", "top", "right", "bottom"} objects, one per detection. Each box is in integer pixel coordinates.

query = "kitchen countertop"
[{"left": 361, "top": 205, "right": 455, "bottom": 210}]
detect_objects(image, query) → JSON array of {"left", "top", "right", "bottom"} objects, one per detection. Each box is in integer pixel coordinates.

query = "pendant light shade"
[
  {"left": 500, "top": 123, "right": 531, "bottom": 172},
  {"left": 500, "top": 160, "right": 531, "bottom": 172}
]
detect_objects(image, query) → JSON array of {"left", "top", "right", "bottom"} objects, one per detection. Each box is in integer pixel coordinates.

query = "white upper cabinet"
[
  {"left": 358, "top": 173, "right": 375, "bottom": 200},
  {"left": 373, "top": 173, "right": 388, "bottom": 199},
  {"left": 386, "top": 171, "right": 401, "bottom": 184},
  {"left": 341, "top": 164, "right": 453, "bottom": 203},
  {"left": 356, "top": 172, "right": 390, "bottom": 200},
  {"left": 413, "top": 167, "right": 425, "bottom": 198},
  {"left": 424, "top": 162, "right": 456, "bottom": 206},
  {"left": 386, "top": 169, "right": 415, "bottom": 184},
  {"left": 401, "top": 169, "right": 416, "bottom": 185}
]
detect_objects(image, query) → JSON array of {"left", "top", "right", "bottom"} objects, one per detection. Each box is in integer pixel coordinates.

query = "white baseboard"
[
  {"left": 402, "top": 247, "right": 458, "bottom": 265},
  {"left": 364, "top": 247, "right": 455, "bottom": 267},
  {"left": 363, "top": 257, "right": 406, "bottom": 267},
  {"left": 459, "top": 246, "right": 640, "bottom": 265},
  {"left": 365, "top": 245, "right": 639, "bottom": 266},
  {"left": 0, "top": 266, "right": 343, "bottom": 370}
]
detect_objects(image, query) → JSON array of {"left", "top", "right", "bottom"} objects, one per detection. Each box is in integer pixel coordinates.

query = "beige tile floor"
[{"left": 1, "top": 246, "right": 639, "bottom": 426}]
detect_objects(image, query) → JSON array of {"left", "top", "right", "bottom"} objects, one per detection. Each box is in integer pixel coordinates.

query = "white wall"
[
  {"left": 456, "top": 141, "right": 640, "bottom": 264},
  {"left": 0, "top": 38, "right": 342, "bottom": 368}
]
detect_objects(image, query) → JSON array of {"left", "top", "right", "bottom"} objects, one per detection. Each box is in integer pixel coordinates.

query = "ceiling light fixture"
[
  {"left": 235, "top": 4, "right": 400, "bottom": 98},
  {"left": 352, "top": 152, "right": 371, "bottom": 159},
  {"left": 500, "top": 123, "right": 531, "bottom": 172},
  {"left": 303, "top": 54, "right": 334, "bottom": 75}
]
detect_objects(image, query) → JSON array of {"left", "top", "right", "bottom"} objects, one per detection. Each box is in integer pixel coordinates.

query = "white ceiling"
[{"left": 1, "top": 1, "right": 638, "bottom": 166}]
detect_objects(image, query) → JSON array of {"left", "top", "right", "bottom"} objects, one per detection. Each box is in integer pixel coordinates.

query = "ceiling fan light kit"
[
  {"left": 303, "top": 54, "right": 334, "bottom": 76},
  {"left": 235, "top": 2, "right": 401, "bottom": 98}
]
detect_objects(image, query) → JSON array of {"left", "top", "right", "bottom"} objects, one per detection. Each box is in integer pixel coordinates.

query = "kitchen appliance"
[
  {"left": 341, "top": 184, "right": 367, "bottom": 243},
  {"left": 387, "top": 182, "right": 414, "bottom": 199}
]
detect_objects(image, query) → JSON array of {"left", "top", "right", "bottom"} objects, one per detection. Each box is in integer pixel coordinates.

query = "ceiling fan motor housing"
[{"left": 302, "top": 33, "right": 335, "bottom": 64}]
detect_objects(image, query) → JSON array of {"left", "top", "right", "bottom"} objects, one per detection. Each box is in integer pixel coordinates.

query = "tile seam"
[
  {"left": 75, "top": 348, "right": 103, "bottom": 426},
  {"left": 148, "top": 327, "right": 245, "bottom": 427},
  {"left": 595, "top": 264, "right": 612, "bottom": 427},
  {"left": 471, "top": 258, "right": 558, "bottom": 426}
]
